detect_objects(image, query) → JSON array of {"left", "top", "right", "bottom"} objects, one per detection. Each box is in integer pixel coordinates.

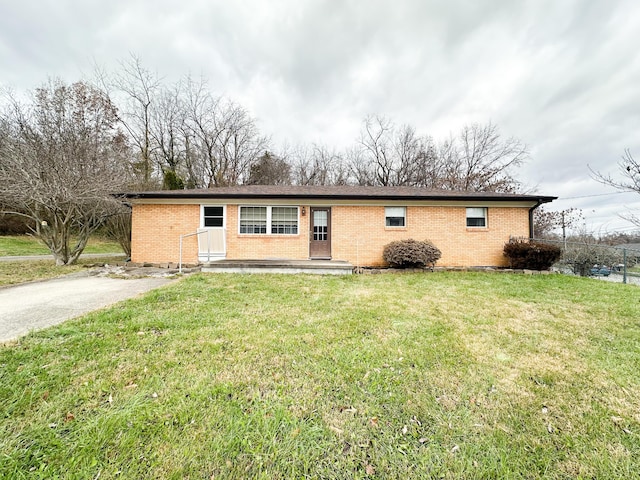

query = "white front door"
[{"left": 199, "top": 206, "right": 226, "bottom": 261}]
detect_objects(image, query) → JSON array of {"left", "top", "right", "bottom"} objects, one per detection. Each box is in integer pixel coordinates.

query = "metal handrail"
[
  {"left": 178, "top": 228, "right": 226, "bottom": 274},
  {"left": 179, "top": 231, "right": 200, "bottom": 274}
]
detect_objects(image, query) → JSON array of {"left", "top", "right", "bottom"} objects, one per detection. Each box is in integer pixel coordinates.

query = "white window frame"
[
  {"left": 238, "top": 206, "right": 300, "bottom": 235},
  {"left": 201, "top": 205, "right": 225, "bottom": 228},
  {"left": 385, "top": 206, "right": 406, "bottom": 227},
  {"left": 271, "top": 206, "right": 299, "bottom": 235},
  {"left": 239, "top": 206, "right": 268, "bottom": 234},
  {"left": 466, "top": 207, "right": 488, "bottom": 228}
]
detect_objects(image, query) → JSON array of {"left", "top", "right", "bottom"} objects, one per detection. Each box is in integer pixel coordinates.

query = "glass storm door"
[{"left": 309, "top": 207, "right": 331, "bottom": 259}]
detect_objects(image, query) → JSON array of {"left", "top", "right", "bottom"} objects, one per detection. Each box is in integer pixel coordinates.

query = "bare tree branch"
[
  {"left": 592, "top": 149, "right": 640, "bottom": 193},
  {"left": 109, "top": 54, "right": 162, "bottom": 187},
  {"left": 182, "top": 76, "right": 267, "bottom": 187},
  {"left": 437, "top": 123, "right": 527, "bottom": 192}
]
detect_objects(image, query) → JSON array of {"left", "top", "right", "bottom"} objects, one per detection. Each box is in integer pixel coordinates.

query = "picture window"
[{"left": 239, "top": 206, "right": 298, "bottom": 235}]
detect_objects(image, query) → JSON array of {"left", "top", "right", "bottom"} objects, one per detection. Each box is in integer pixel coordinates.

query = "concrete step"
[{"left": 201, "top": 259, "right": 353, "bottom": 275}]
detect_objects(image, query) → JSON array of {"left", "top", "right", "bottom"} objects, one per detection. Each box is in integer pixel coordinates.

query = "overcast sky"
[{"left": 2, "top": 0, "right": 639, "bottom": 235}]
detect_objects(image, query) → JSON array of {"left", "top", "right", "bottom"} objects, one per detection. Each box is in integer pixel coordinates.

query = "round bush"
[
  {"left": 503, "top": 239, "right": 561, "bottom": 270},
  {"left": 383, "top": 239, "right": 442, "bottom": 268}
]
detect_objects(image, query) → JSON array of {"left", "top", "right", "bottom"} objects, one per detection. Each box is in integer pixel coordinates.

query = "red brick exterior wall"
[{"left": 131, "top": 202, "right": 530, "bottom": 267}]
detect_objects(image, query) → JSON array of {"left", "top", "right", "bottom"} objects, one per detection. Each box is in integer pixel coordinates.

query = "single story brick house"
[{"left": 122, "top": 185, "right": 555, "bottom": 268}]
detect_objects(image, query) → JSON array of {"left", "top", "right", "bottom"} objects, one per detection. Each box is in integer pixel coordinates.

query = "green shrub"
[
  {"left": 383, "top": 239, "right": 442, "bottom": 268},
  {"left": 503, "top": 239, "right": 561, "bottom": 270}
]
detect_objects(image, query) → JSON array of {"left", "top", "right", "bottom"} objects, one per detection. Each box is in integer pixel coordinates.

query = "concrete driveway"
[{"left": 0, "top": 273, "right": 174, "bottom": 343}]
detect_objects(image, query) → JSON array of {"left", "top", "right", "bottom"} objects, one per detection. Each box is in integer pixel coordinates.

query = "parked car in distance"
[{"left": 590, "top": 266, "right": 611, "bottom": 276}]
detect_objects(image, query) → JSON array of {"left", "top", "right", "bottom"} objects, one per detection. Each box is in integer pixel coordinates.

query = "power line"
[
  {"left": 558, "top": 191, "right": 635, "bottom": 200},
  {"left": 598, "top": 225, "right": 640, "bottom": 233}
]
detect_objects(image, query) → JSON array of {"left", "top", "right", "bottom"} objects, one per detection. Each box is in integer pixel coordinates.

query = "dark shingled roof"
[{"left": 121, "top": 185, "right": 556, "bottom": 203}]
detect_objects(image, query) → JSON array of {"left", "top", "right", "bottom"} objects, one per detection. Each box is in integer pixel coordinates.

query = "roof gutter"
[
  {"left": 529, "top": 198, "right": 554, "bottom": 238},
  {"left": 120, "top": 191, "right": 558, "bottom": 203}
]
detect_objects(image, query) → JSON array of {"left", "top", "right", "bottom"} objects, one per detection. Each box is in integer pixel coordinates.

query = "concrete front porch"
[{"left": 200, "top": 259, "right": 353, "bottom": 275}]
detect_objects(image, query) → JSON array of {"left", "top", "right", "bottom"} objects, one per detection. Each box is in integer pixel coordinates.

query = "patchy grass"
[
  {"left": 0, "top": 235, "right": 122, "bottom": 257},
  {"left": 1, "top": 272, "right": 639, "bottom": 479},
  {"left": 0, "top": 235, "right": 124, "bottom": 286},
  {"left": 0, "top": 257, "right": 125, "bottom": 287}
]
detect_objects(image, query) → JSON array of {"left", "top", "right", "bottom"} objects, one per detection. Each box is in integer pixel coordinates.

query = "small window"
[
  {"left": 466, "top": 207, "right": 487, "bottom": 228},
  {"left": 385, "top": 207, "right": 406, "bottom": 227},
  {"left": 240, "top": 206, "right": 267, "bottom": 234},
  {"left": 203, "top": 206, "right": 224, "bottom": 227}
]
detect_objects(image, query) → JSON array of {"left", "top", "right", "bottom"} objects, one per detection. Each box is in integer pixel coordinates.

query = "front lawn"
[
  {"left": 0, "top": 235, "right": 122, "bottom": 257},
  {"left": 1, "top": 273, "right": 638, "bottom": 479},
  {"left": 0, "top": 257, "right": 126, "bottom": 287}
]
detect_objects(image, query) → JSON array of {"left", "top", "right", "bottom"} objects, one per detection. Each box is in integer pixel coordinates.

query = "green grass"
[
  {"left": 0, "top": 257, "right": 126, "bottom": 287},
  {"left": 0, "top": 235, "right": 124, "bottom": 286},
  {"left": 0, "top": 235, "right": 122, "bottom": 256},
  {"left": 1, "top": 272, "right": 639, "bottom": 479}
]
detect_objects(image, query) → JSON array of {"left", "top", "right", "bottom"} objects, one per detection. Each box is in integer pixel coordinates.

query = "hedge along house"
[{"left": 122, "top": 185, "right": 556, "bottom": 268}]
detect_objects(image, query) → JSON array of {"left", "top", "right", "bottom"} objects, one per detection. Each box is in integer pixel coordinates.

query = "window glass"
[
  {"left": 239, "top": 206, "right": 298, "bottom": 235},
  {"left": 466, "top": 207, "right": 487, "bottom": 227},
  {"left": 203, "top": 206, "right": 224, "bottom": 227},
  {"left": 271, "top": 207, "right": 298, "bottom": 234},
  {"left": 240, "top": 206, "right": 267, "bottom": 234},
  {"left": 313, "top": 210, "right": 328, "bottom": 241},
  {"left": 385, "top": 206, "right": 406, "bottom": 227}
]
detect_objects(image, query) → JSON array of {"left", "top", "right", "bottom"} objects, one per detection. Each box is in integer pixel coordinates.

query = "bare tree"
[
  {"left": 281, "top": 118, "right": 525, "bottom": 191},
  {"left": 247, "top": 151, "right": 291, "bottom": 185},
  {"left": 149, "top": 83, "right": 187, "bottom": 189},
  {"left": 359, "top": 115, "right": 395, "bottom": 186},
  {"left": 533, "top": 207, "right": 583, "bottom": 241},
  {"left": 108, "top": 54, "right": 161, "bottom": 187},
  {"left": 437, "top": 123, "right": 527, "bottom": 192},
  {"left": 103, "top": 204, "right": 132, "bottom": 258},
  {"left": 345, "top": 146, "right": 376, "bottom": 186},
  {"left": 561, "top": 232, "right": 622, "bottom": 276},
  {"left": 394, "top": 125, "right": 440, "bottom": 187},
  {"left": 183, "top": 77, "right": 267, "bottom": 187},
  {"left": 288, "top": 145, "right": 315, "bottom": 185},
  {"left": 352, "top": 115, "right": 442, "bottom": 187},
  {"left": 217, "top": 102, "right": 267, "bottom": 185},
  {"left": 181, "top": 77, "right": 223, "bottom": 187},
  {"left": 289, "top": 144, "right": 348, "bottom": 185},
  {"left": 0, "top": 80, "right": 130, "bottom": 265},
  {"left": 600, "top": 231, "right": 640, "bottom": 246},
  {"left": 605, "top": 149, "right": 640, "bottom": 192},
  {"left": 593, "top": 149, "right": 640, "bottom": 227}
]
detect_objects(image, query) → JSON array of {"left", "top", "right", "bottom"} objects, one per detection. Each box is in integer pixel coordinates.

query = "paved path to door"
[{"left": 0, "top": 273, "right": 173, "bottom": 343}]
